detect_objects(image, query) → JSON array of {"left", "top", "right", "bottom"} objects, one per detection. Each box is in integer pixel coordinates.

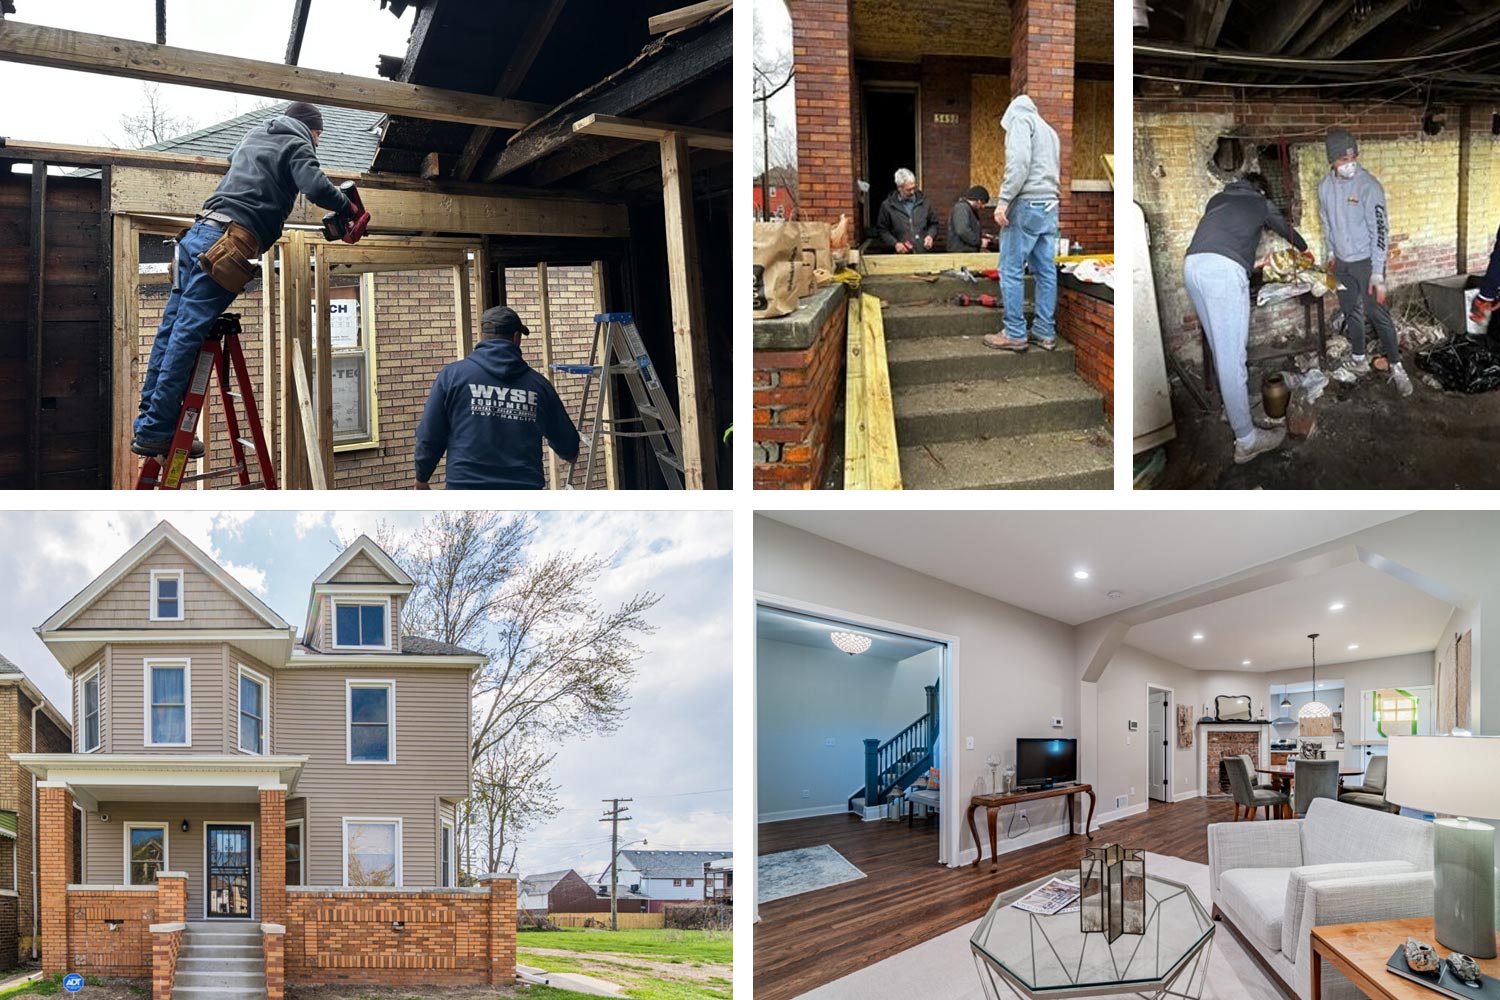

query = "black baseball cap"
[{"left": 480, "top": 305, "right": 530, "bottom": 337}]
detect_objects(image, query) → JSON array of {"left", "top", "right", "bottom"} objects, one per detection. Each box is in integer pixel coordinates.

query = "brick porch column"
[
  {"left": 155, "top": 872, "right": 187, "bottom": 924},
  {"left": 258, "top": 789, "right": 286, "bottom": 927},
  {"left": 37, "top": 785, "right": 73, "bottom": 975},
  {"left": 1009, "top": 0, "right": 1076, "bottom": 195},
  {"left": 480, "top": 873, "right": 519, "bottom": 985},
  {"left": 791, "top": 0, "right": 859, "bottom": 229}
]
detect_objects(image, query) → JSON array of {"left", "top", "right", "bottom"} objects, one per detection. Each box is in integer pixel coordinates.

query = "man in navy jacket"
[{"left": 414, "top": 306, "right": 580, "bottom": 489}]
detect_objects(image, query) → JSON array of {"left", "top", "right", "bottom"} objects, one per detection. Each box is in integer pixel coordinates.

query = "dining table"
[{"left": 1255, "top": 765, "right": 1363, "bottom": 819}]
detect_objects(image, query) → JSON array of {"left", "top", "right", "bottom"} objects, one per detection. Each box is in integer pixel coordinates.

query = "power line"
[
  {"left": 630, "top": 786, "right": 732, "bottom": 799},
  {"left": 600, "top": 797, "right": 633, "bottom": 932}
]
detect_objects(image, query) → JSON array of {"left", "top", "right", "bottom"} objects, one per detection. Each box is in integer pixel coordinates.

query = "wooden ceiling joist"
[
  {"left": 1246, "top": 0, "right": 1321, "bottom": 55},
  {"left": 0, "top": 20, "right": 548, "bottom": 131},
  {"left": 1304, "top": 0, "right": 1409, "bottom": 59},
  {"left": 648, "top": 1, "right": 732, "bottom": 36},
  {"left": 285, "top": 0, "right": 312, "bottom": 65},
  {"left": 572, "top": 114, "right": 732, "bottom": 151}
]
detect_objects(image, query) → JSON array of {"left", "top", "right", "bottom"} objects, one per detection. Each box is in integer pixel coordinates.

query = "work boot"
[
  {"left": 1337, "top": 355, "right": 1371, "bottom": 377},
  {"left": 983, "top": 333, "right": 1028, "bottom": 352},
  {"left": 1470, "top": 294, "right": 1498, "bottom": 326},
  {"left": 131, "top": 436, "right": 205, "bottom": 459},
  {"left": 1028, "top": 334, "right": 1058, "bottom": 351},
  {"left": 1232, "top": 426, "right": 1287, "bottom": 465},
  {"left": 1389, "top": 363, "right": 1414, "bottom": 398}
]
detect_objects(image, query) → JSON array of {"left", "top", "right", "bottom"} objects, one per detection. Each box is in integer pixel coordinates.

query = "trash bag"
[{"left": 1415, "top": 336, "right": 1500, "bottom": 393}]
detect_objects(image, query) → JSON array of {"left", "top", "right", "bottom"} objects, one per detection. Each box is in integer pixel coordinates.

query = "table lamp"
[{"left": 1386, "top": 734, "right": 1500, "bottom": 958}]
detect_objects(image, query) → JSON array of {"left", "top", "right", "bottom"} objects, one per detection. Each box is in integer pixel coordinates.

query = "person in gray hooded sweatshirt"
[
  {"left": 983, "top": 95, "right": 1061, "bottom": 353},
  {"left": 131, "top": 102, "right": 355, "bottom": 457},
  {"left": 1317, "top": 128, "right": 1412, "bottom": 397}
]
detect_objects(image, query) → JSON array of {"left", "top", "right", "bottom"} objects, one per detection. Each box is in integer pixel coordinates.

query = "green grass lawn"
[{"left": 516, "top": 927, "right": 732, "bottom": 1000}]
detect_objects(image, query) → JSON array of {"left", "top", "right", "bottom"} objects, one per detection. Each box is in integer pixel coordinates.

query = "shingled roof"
[
  {"left": 147, "top": 102, "right": 384, "bottom": 173},
  {"left": 617, "top": 850, "right": 731, "bottom": 880}
]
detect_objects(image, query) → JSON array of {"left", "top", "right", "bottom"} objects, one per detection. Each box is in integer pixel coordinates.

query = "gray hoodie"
[
  {"left": 999, "top": 96, "right": 1060, "bottom": 205},
  {"left": 201, "top": 115, "right": 351, "bottom": 252},
  {"left": 1317, "top": 163, "right": 1389, "bottom": 279}
]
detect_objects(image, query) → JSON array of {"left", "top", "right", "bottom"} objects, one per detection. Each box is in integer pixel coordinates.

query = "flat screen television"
[{"left": 1016, "top": 738, "right": 1078, "bottom": 788}]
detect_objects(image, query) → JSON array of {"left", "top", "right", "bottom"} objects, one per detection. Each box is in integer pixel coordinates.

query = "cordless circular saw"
[{"left": 321, "top": 180, "right": 370, "bottom": 243}]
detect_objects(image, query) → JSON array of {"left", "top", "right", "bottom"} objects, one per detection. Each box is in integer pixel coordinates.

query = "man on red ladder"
[{"left": 131, "top": 102, "right": 359, "bottom": 458}]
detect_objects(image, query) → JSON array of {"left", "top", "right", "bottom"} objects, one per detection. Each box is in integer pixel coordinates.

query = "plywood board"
[
  {"left": 970, "top": 74, "right": 1008, "bottom": 194},
  {"left": 1074, "top": 80, "right": 1115, "bottom": 182}
]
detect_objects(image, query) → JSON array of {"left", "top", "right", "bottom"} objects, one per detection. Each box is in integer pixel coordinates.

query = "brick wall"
[
  {"left": 64, "top": 888, "right": 158, "bottom": 977},
  {"left": 753, "top": 290, "right": 847, "bottom": 489},
  {"left": 259, "top": 790, "right": 285, "bottom": 927},
  {"left": 38, "top": 785, "right": 71, "bottom": 973},
  {"left": 283, "top": 878, "right": 515, "bottom": 987},
  {"left": 1203, "top": 731, "right": 1261, "bottom": 797},
  {"left": 792, "top": 0, "right": 859, "bottom": 229},
  {"left": 920, "top": 57, "right": 974, "bottom": 239},
  {"left": 1057, "top": 285, "right": 1114, "bottom": 419},
  {"left": 150, "top": 924, "right": 182, "bottom": 1000},
  {"left": 1010, "top": 0, "right": 1075, "bottom": 198},
  {"left": 263, "top": 925, "right": 285, "bottom": 1000},
  {"left": 1135, "top": 99, "right": 1492, "bottom": 365},
  {"left": 1064, "top": 190, "right": 1113, "bottom": 255},
  {"left": 0, "top": 893, "right": 17, "bottom": 970}
]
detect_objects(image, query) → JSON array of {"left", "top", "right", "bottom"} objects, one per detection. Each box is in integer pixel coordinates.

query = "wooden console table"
[{"left": 967, "top": 783, "right": 1096, "bottom": 868}]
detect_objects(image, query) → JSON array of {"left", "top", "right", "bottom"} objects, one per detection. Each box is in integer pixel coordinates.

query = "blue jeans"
[
  {"left": 1183, "top": 252, "right": 1255, "bottom": 446},
  {"left": 999, "top": 199, "right": 1059, "bottom": 343},
  {"left": 134, "top": 222, "right": 240, "bottom": 442}
]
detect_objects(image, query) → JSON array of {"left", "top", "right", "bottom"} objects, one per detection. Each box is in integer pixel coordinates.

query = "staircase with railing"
[{"left": 847, "top": 681, "right": 939, "bottom": 816}]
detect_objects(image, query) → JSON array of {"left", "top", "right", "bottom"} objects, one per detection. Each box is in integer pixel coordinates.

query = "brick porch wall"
[
  {"left": 150, "top": 923, "right": 183, "bottom": 1000},
  {"left": 263, "top": 924, "right": 285, "bottom": 1000},
  {"left": 753, "top": 289, "right": 847, "bottom": 489},
  {"left": 1010, "top": 0, "right": 1075, "bottom": 200},
  {"left": 282, "top": 876, "right": 516, "bottom": 987},
  {"left": 38, "top": 785, "right": 72, "bottom": 974},
  {"left": 1064, "top": 190, "right": 1114, "bottom": 255},
  {"left": 792, "top": 0, "right": 859, "bottom": 229},
  {"left": 1057, "top": 285, "right": 1114, "bottom": 419},
  {"left": 259, "top": 790, "right": 286, "bottom": 927},
  {"left": 64, "top": 887, "right": 158, "bottom": 977}
]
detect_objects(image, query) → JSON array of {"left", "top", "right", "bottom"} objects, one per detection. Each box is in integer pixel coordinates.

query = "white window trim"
[
  {"left": 441, "top": 820, "right": 455, "bottom": 887},
  {"left": 201, "top": 820, "right": 256, "bottom": 920},
  {"left": 143, "top": 658, "right": 192, "bottom": 748},
  {"left": 149, "top": 569, "right": 186, "bottom": 622},
  {"left": 79, "top": 664, "right": 102, "bottom": 753},
  {"left": 342, "top": 816, "right": 403, "bottom": 887},
  {"left": 330, "top": 596, "right": 393, "bottom": 651},
  {"left": 346, "top": 679, "right": 396, "bottom": 765},
  {"left": 285, "top": 819, "right": 305, "bottom": 887},
  {"left": 236, "top": 664, "right": 270, "bottom": 756},
  {"left": 123, "top": 822, "right": 169, "bottom": 885}
]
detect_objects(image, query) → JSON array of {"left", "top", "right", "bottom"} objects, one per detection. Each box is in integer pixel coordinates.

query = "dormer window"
[
  {"left": 150, "top": 570, "right": 184, "bottom": 621},
  {"left": 333, "top": 598, "right": 390, "bottom": 650}
]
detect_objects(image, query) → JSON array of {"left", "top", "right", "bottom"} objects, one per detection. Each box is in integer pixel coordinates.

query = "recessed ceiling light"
[
  {"left": 1329, "top": 602, "right": 1345, "bottom": 612},
  {"left": 1073, "top": 569, "right": 1090, "bottom": 580},
  {"left": 1347, "top": 643, "right": 1359, "bottom": 650},
  {"left": 1107, "top": 590, "right": 1124, "bottom": 600},
  {"left": 1242, "top": 660, "right": 1251, "bottom": 666},
  {"left": 1192, "top": 633, "right": 1205, "bottom": 641}
]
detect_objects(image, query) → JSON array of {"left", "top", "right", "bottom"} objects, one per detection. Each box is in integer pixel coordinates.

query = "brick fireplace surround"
[{"left": 1201, "top": 727, "right": 1268, "bottom": 799}]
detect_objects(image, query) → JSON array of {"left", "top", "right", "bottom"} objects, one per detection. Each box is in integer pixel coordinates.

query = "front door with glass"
[{"left": 205, "top": 824, "right": 253, "bottom": 918}]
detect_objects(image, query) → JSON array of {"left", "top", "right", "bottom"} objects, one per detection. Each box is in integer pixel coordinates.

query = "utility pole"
[{"left": 599, "top": 798, "right": 633, "bottom": 931}]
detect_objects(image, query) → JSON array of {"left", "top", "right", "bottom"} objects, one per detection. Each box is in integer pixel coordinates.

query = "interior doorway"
[
  {"left": 1147, "top": 685, "right": 1172, "bottom": 803},
  {"left": 862, "top": 86, "right": 919, "bottom": 233}
]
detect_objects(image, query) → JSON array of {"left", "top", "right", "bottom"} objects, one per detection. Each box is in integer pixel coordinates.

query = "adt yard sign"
[{"left": 63, "top": 974, "right": 83, "bottom": 992}]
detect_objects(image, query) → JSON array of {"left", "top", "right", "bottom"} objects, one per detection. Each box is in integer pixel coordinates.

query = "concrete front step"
[
  {"left": 863, "top": 273, "right": 1032, "bottom": 305},
  {"left": 171, "top": 987, "right": 265, "bottom": 1000},
  {"left": 893, "top": 375, "right": 1105, "bottom": 446},
  {"left": 175, "top": 971, "right": 267, "bottom": 990},
  {"left": 177, "top": 958, "right": 264, "bottom": 973},
  {"left": 899, "top": 429, "right": 1114, "bottom": 489},
  {"left": 179, "top": 944, "right": 263, "bottom": 959},
  {"left": 887, "top": 334, "right": 1074, "bottom": 384},
  {"left": 879, "top": 302, "right": 1038, "bottom": 340}
]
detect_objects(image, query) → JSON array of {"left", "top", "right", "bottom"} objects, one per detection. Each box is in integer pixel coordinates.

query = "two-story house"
[
  {"left": 602, "top": 850, "right": 732, "bottom": 912},
  {"left": 13, "top": 521, "right": 519, "bottom": 991}
]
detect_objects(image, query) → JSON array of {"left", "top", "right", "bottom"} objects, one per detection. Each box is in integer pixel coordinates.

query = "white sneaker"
[
  {"left": 1338, "top": 355, "right": 1371, "bottom": 377},
  {"left": 1233, "top": 426, "right": 1288, "bottom": 465},
  {"left": 1390, "top": 363, "right": 1413, "bottom": 398}
]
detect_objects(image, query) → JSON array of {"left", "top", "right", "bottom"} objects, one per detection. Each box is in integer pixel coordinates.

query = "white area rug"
[
  {"left": 758, "top": 844, "right": 867, "bottom": 903},
  {"left": 796, "top": 853, "right": 1281, "bottom": 1000}
]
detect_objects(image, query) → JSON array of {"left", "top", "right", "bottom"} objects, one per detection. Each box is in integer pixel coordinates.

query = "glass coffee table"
[{"left": 970, "top": 869, "right": 1215, "bottom": 999}]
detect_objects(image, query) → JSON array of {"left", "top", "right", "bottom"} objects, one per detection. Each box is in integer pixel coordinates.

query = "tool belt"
[{"left": 195, "top": 216, "right": 260, "bottom": 294}]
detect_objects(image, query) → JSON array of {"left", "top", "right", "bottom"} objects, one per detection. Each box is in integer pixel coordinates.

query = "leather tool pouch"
[{"left": 196, "top": 222, "right": 260, "bottom": 294}]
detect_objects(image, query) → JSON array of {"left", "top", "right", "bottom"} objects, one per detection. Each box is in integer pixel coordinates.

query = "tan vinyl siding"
[
  {"left": 327, "top": 551, "right": 394, "bottom": 585},
  {"left": 274, "top": 666, "right": 470, "bottom": 886},
  {"left": 82, "top": 803, "right": 261, "bottom": 918},
  {"left": 71, "top": 547, "right": 266, "bottom": 630},
  {"left": 106, "top": 643, "right": 231, "bottom": 753}
]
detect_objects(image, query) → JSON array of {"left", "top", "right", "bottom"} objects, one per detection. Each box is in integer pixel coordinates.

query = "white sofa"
[{"left": 1208, "top": 798, "right": 1434, "bottom": 1000}]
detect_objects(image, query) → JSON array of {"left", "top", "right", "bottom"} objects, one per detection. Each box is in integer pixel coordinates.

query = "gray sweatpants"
[
  {"left": 1183, "top": 252, "right": 1255, "bottom": 445},
  {"left": 1333, "top": 257, "right": 1400, "bottom": 361}
]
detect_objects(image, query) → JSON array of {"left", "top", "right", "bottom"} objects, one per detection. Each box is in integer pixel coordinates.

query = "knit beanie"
[
  {"left": 1325, "top": 128, "right": 1358, "bottom": 163},
  {"left": 283, "top": 102, "right": 325, "bottom": 132},
  {"left": 966, "top": 185, "right": 991, "bottom": 203}
]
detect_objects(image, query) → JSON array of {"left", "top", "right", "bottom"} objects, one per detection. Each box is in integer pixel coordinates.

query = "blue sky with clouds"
[{"left": 0, "top": 509, "right": 731, "bottom": 881}]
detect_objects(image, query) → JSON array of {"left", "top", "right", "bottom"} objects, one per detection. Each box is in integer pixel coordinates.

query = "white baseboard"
[
  {"left": 757, "top": 803, "right": 851, "bottom": 823},
  {"left": 1173, "top": 789, "right": 1201, "bottom": 803},
  {"left": 953, "top": 818, "right": 1072, "bottom": 866},
  {"left": 1092, "top": 802, "right": 1148, "bottom": 827}
]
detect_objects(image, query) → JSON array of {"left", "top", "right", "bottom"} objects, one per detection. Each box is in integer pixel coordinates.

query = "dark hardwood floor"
[{"left": 754, "top": 797, "right": 1234, "bottom": 1000}]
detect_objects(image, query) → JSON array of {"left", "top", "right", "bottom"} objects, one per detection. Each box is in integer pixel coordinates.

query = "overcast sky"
[
  {"left": 0, "top": 509, "right": 731, "bottom": 882},
  {"left": 752, "top": 0, "right": 796, "bottom": 173},
  {"left": 1, "top": 1, "right": 415, "bottom": 145}
]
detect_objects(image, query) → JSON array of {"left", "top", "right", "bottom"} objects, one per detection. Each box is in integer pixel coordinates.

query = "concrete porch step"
[
  {"left": 893, "top": 375, "right": 1105, "bottom": 446},
  {"left": 179, "top": 943, "right": 262, "bottom": 958},
  {"left": 898, "top": 429, "right": 1114, "bottom": 490},
  {"left": 171, "top": 987, "right": 265, "bottom": 1000},
  {"left": 177, "top": 957, "right": 264, "bottom": 973},
  {"left": 862, "top": 273, "right": 1030, "bottom": 306},
  {"left": 886, "top": 334, "right": 1074, "bottom": 384},
  {"left": 878, "top": 302, "right": 1022, "bottom": 339},
  {"left": 174, "top": 971, "right": 267, "bottom": 990}
]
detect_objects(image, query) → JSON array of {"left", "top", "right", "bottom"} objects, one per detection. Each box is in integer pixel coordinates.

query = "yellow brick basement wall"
[{"left": 1135, "top": 99, "right": 1489, "bottom": 367}]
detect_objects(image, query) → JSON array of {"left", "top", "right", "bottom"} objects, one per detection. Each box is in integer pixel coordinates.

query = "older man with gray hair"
[{"left": 876, "top": 167, "right": 938, "bottom": 253}]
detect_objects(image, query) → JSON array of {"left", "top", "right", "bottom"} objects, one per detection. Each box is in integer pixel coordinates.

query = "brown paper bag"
[{"left": 753, "top": 222, "right": 801, "bottom": 319}]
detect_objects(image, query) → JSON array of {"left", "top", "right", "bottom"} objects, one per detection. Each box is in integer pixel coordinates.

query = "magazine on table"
[{"left": 1011, "top": 878, "right": 1081, "bottom": 915}]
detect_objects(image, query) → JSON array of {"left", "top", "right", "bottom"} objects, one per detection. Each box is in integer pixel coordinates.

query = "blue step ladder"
[{"left": 551, "top": 312, "right": 685, "bottom": 489}]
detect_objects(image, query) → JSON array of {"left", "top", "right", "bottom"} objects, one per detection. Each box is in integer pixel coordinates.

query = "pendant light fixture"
[
  {"left": 1280, "top": 683, "right": 1292, "bottom": 711},
  {"left": 1299, "top": 633, "right": 1334, "bottom": 736},
  {"left": 830, "top": 630, "right": 872, "bottom": 655}
]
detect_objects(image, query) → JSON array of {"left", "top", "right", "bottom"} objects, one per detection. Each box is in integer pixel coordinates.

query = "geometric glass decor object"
[
  {"left": 1080, "top": 846, "right": 1108, "bottom": 933},
  {"left": 1080, "top": 844, "right": 1147, "bottom": 941}
]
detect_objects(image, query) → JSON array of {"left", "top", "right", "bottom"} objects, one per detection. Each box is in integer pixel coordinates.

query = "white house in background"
[{"left": 600, "top": 850, "right": 731, "bottom": 910}]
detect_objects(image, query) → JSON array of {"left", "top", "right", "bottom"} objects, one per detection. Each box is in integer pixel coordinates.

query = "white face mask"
[{"left": 1335, "top": 161, "right": 1358, "bottom": 179}]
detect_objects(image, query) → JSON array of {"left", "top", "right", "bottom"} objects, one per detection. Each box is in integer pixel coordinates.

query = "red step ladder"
[{"left": 136, "top": 313, "right": 277, "bottom": 490}]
